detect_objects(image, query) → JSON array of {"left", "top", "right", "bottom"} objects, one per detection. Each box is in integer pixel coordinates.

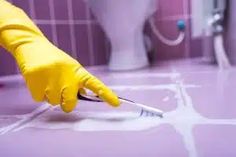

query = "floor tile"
[{"left": 193, "top": 125, "right": 236, "bottom": 157}]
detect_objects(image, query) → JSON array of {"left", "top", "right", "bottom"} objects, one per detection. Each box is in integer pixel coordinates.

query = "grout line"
[
  {"left": 0, "top": 103, "right": 51, "bottom": 135},
  {"left": 67, "top": 0, "right": 78, "bottom": 59},
  {"left": 175, "top": 78, "right": 190, "bottom": 107},
  {"left": 48, "top": 0, "right": 58, "bottom": 45},
  {"left": 28, "top": 0, "right": 36, "bottom": 19},
  {"left": 177, "top": 78, "right": 198, "bottom": 157},
  {"left": 171, "top": 73, "right": 198, "bottom": 157},
  {"left": 33, "top": 20, "right": 97, "bottom": 25},
  {"left": 85, "top": 5, "right": 95, "bottom": 65}
]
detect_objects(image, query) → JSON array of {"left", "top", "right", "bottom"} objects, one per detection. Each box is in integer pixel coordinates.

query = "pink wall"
[{"left": 0, "top": 0, "right": 203, "bottom": 76}]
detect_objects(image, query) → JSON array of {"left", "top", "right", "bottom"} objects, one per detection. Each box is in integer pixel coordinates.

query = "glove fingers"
[
  {"left": 45, "top": 88, "right": 61, "bottom": 105},
  {"left": 60, "top": 84, "right": 79, "bottom": 113},
  {"left": 77, "top": 69, "right": 120, "bottom": 107},
  {"left": 78, "top": 88, "right": 87, "bottom": 95}
]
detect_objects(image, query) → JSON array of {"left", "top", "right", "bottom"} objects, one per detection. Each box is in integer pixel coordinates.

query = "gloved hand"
[{"left": 0, "top": 0, "right": 120, "bottom": 112}]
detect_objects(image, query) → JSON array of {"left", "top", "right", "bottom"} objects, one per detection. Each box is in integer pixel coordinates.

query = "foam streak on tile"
[{"left": 167, "top": 74, "right": 236, "bottom": 157}]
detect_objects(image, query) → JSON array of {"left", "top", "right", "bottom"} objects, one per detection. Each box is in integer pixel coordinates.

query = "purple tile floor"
[{"left": 0, "top": 59, "right": 236, "bottom": 157}]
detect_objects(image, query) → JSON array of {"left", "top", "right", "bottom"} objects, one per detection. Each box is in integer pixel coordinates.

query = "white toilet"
[{"left": 85, "top": 0, "right": 157, "bottom": 70}]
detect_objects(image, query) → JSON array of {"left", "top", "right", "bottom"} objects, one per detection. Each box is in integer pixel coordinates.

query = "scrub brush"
[{"left": 78, "top": 94, "right": 164, "bottom": 118}]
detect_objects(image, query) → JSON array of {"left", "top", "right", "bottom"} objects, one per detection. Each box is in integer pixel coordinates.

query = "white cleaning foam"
[{"left": 1, "top": 73, "right": 236, "bottom": 157}]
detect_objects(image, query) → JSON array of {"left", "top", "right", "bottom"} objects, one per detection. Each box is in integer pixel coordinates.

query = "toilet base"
[
  {"left": 108, "top": 29, "right": 150, "bottom": 71},
  {"left": 108, "top": 50, "right": 149, "bottom": 71}
]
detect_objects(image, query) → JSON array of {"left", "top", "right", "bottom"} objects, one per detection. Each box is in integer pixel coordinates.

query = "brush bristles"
[{"left": 139, "top": 108, "right": 163, "bottom": 118}]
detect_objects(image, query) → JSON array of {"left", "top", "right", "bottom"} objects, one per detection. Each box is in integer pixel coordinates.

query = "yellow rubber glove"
[{"left": 0, "top": 0, "right": 120, "bottom": 112}]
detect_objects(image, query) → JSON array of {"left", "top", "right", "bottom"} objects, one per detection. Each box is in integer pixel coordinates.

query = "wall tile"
[
  {"left": 190, "top": 38, "right": 203, "bottom": 58},
  {"left": 0, "top": 48, "right": 17, "bottom": 76},
  {"left": 74, "top": 25, "right": 90, "bottom": 66},
  {"left": 56, "top": 24, "right": 72, "bottom": 55},
  {"left": 34, "top": 0, "right": 51, "bottom": 20},
  {"left": 91, "top": 24, "right": 107, "bottom": 65},
  {"left": 155, "top": 39, "right": 186, "bottom": 60},
  {"left": 183, "top": 18, "right": 191, "bottom": 58},
  {"left": 152, "top": 19, "right": 186, "bottom": 60},
  {"left": 72, "top": 0, "right": 89, "bottom": 20},
  {"left": 54, "top": 0, "right": 69, "bottom": 20},
  {"left": 157, "top": 0, "right": 185, "bottom": 19}
]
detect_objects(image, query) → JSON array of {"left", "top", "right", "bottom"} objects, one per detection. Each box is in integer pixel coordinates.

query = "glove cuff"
[{"left": 0, "top": 0, "right": 45, "bottom": 54}]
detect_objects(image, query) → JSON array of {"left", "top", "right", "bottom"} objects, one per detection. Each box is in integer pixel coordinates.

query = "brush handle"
[
  {"left": 78, "top": 94, "right": 163, "bottom": 117},
  {"left": 119, "top": 98, "right": 163, "bottom": 116},
  {"left": 78, "top": 93, "right": 134, "bottom": 103}
]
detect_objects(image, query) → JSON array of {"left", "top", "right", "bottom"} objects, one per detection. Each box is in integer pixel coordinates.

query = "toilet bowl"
[{"left": 85, "top": 0, "right": 156, "bottom": 70}]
